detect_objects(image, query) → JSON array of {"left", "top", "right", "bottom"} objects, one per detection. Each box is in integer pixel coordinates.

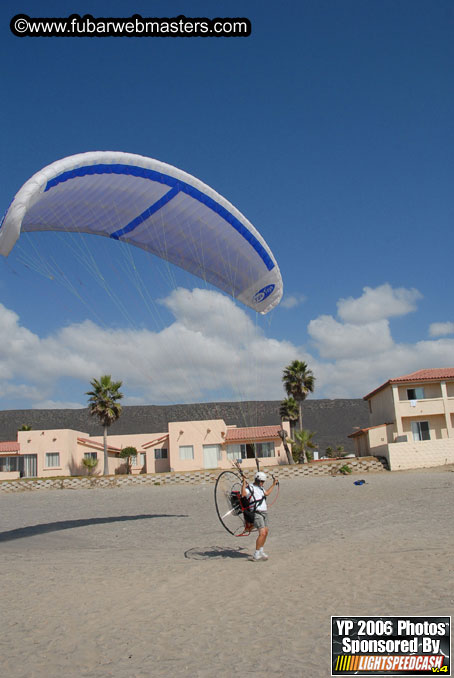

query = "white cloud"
[
  {"left": 429, "top": 322, "right": 454, "bottom": 337},
  {"left": 307, "top": 283, "right": 454, "bottom": 397},
  {"left": 0, "top": 291, "right": 302, "bottom": 408},
  {"left": 308, "top": 316, "right": 393, "bottom": 359},
  {"left": 161, "top": 287, "right": 257, "bottom": 344},
  {"left": 1, "top": 283, "right": 453, "bottom": 407},
  {"left": 310, "top": 338, "right": 454, "bottom": 399},
  {"left": 281, "top": 294, "right": 307, "bottom": 309},
  {"left": 337, "top": 283, "right": 422, "bottom": 324}
]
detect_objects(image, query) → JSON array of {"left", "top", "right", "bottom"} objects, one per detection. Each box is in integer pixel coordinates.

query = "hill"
[{"left": 0, "top": 399, "right": 369, "bottom": 453}]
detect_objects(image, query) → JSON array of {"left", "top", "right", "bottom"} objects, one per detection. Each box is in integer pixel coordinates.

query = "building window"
[
  {"left": 256, "top": 442, "right": 275, "bottom": 458},
  {"left": 45, "top": 452, "right": 60, "bottom": 468},
  {"left": 226, "top": 442, "right": 275, "bottom": 459},
  {"left": 411, "top": 421, "right": 430, "bottom": 442},
  {"left": 179, "top": 445, "right": 194, "bottom": 460},
  {"left": 226, "top": 444, "right": 241, "bottom": 461},
  {"left": 84, "top": 452, "right": 98, "bottom": 460},
  {"left": 154, "top": 448, "right": 168, "bottom": 460},
  {"left": 139, "top": 453, "right": 146, "bottom": 467},
  {"left": 226, "top": 443, "right": 253, "bottom": 459},
  {"left": 0, "top": 456, "right": 19, "bottom": 472},
  {"left": 407, "top": 387, "right": 425, "bottom": 400}
]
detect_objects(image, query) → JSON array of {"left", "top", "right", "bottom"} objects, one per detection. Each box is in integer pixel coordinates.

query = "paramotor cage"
[{"left": 214, "top": 470, "right": 257, "bottom": 537}]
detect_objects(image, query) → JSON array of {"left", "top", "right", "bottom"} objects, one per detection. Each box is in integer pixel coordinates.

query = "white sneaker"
[
  {"left": 260, "top": 551, "right": 269, "bottom": 560},
  {"left": 252, "top": 552, "right": 263, "bottom": 561}
]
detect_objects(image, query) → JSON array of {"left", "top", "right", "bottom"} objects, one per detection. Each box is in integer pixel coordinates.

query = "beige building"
[
  {"left": 349, "top": 368, "right": 454, "bottom": 470},
  {"left": 0, "top": 419, "right": 291, "bottom": 479}
]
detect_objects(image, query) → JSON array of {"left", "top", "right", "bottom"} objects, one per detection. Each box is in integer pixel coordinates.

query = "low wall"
[
  {"left": 387, "top": 438, "right": 454, "bottom": 471},
  {"left": 0, "top": 471, "right": 20, "bottom": 480},
  {"left": 0, "top": 457, "right": 387, "bottom": 493}
]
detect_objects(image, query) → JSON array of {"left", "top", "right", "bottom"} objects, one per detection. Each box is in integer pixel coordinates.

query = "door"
[
  {"left": 203, "top": 445, "right": 220, "bottom": 469},
  {"left": 20, "top": 454, "right": 38, "bottom": 477}
]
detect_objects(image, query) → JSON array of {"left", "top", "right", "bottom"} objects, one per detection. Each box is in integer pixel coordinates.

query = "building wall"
[
  {"left": 167, "top": 419, "right": 226, "bottom": 471},
  {"left": 368, "top": 379, "right": 454, "bottom": 440},
  {"left": 88, "top": 432, "right": 169, "bottom": 474},
  {"left": 18, "top": 429, "right": 85, "bottom": 477},
  {"left": 353, "top": 424, "right": 395, "bottom": 458},
  {"left": 368, "top": 424, "right": 394, "bottom": 448},
  {"left": 396, "top": 382, "right": 442, "bottom": 400},
  {"left": 446, "top": 382, "right": 454, "bottom": 398},
  {"left": 358, "top": 376, "right": 454, "bottom": 471},
  {"left": 368, "top": 386, "right": 395, "bottom": 427},
  {"left": 401, "top": 414, "right": 447, "bottom": 441},
  {"left": 17, "top": 429, "right": 125, "bottom": 477},
  {"left": 8, "top": 419, "right": 291, "bottom": 478},
  {"left": 392, "top": 381, "right": 454, "bottom": 437},
  {"left": 166, "top": 420, "right": 290, "bottom": 471},
  {"left": 386, "top": 438, "right": 454, "bottom": 470},
  {"left": 0, "top": 470, "right": 20, "bottom": 480},
  {"left": 353, "top": 434, "right": 369, "bottom": 457}
]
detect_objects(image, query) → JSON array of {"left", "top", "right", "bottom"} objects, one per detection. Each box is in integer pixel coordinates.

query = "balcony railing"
[{"left": 398, "top": 398, "right": 447, "bottom": 417}]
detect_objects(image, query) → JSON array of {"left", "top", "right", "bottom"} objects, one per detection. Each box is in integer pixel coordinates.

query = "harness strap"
[{"left": 246, "top": 484, "right": 266, "bottom": 512}]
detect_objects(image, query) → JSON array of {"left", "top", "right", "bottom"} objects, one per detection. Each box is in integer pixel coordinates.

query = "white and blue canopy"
[{"left": 0, "top": 151, "right": 283, "bottom": 313}]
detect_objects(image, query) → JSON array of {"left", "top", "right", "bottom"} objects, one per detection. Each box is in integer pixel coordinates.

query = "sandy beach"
[{"left": 0, "top": 468, "right": 452, "bottom": 678}]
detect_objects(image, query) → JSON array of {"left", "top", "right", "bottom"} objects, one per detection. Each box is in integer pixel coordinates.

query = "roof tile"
[
  {"left": 0, "top": 441, "right": 20, "bottom": 453},
  {"left": 225, "top": 425, "right": 282, "bottom": 442},
  {"left": 390, "top": 368, "right": 454, "bottom": 382},
  {"left": 364, "top": 367, "right": 454, "bottom": 400}
]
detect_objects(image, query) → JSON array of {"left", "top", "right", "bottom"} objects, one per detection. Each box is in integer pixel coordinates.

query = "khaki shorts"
[{"left": 253, "top": 511, "right": 268, "bottom": 529}]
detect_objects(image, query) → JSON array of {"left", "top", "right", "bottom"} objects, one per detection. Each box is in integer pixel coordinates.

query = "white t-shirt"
[{"left": 245, "top": 483, "right": 267, "bottom": 512}]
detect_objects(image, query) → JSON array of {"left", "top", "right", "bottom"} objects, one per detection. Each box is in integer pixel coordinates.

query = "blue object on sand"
[{"left": 354, "top": 480, "right": 366, "bottom": 485}]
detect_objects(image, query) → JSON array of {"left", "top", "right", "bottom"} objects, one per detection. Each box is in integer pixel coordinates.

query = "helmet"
[{"left": 255, "top": 471, "right": 267, "bottom": 482}]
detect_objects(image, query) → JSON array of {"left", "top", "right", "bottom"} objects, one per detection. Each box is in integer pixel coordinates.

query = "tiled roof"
[
  {"left": 0, "top": 441, "right": 20, "bottom": 453},
  {"left": 77, "top": 437, "right": 122, "bottom": 453},
  {"left": 142, "top": 434, "right": 169, "bottom": 450},
  {"left": 364, "top": 368, "right": 454, "bottom": 400},
  {"left": 348, "top": 423, "right": 393, "bottom": 438},
  {"left": 390, "top": 368, "right": 454, "bottom": 382},
  {"left": 225, "top": 425, "right": 283, "bottom": 442}
]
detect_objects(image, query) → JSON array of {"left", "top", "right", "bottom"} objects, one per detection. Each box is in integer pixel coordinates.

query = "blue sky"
[{"left": 1, "top": 0, "right": 453, "bottom": 409}]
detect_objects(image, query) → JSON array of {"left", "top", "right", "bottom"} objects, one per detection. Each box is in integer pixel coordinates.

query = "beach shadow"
[
  {"left": 184, "top": 545, "right": 250, "bottom": 560},
  {"left": 0, "top": 514, "right": 188, "bottom": 542}
]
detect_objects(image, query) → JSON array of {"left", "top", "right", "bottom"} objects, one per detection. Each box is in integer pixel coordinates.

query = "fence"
[{"left": 0, "top": 456, "right": 387, "bottom": 493}]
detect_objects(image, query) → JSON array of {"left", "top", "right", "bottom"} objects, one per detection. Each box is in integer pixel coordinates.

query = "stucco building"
[
  {"left": 0, "top": 419, "right": 291, "bottom": 479},
  {"left": 349, "top": 368, "right": 454, "bottom": 470}
]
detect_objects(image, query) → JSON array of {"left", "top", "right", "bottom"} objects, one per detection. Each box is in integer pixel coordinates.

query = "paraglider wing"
[{"left": 0, "top": 151, "right": 283, "bottom": 313}]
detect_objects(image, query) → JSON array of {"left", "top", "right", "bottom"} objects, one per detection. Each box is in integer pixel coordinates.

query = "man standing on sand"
[{"left": 241, "top": 470, "right": 278, "bottom": 561}]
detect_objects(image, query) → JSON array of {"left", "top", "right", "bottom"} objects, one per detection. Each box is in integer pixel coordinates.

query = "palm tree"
[
  {"left": 277, "top": 428, "right": 295, "bottom": 465},
  {"left": 292, "top": 429, "right": 317, "bottom": 464},
  {"left": 282, "top": 360, "right": 315, "bottom": 432},
  {"left": 279, "top": 397, "right": 299, "bottom": 465},
  {"left": 279, "top": 397, "right": 299, "bottom": 438},
  {"left": 86, "top": 375, "right": 123, "bottom": 475}
]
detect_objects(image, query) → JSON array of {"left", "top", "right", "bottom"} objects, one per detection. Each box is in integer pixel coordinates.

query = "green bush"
[{"left": 338, "top": 464, "right": 352, "bottom": 475}]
